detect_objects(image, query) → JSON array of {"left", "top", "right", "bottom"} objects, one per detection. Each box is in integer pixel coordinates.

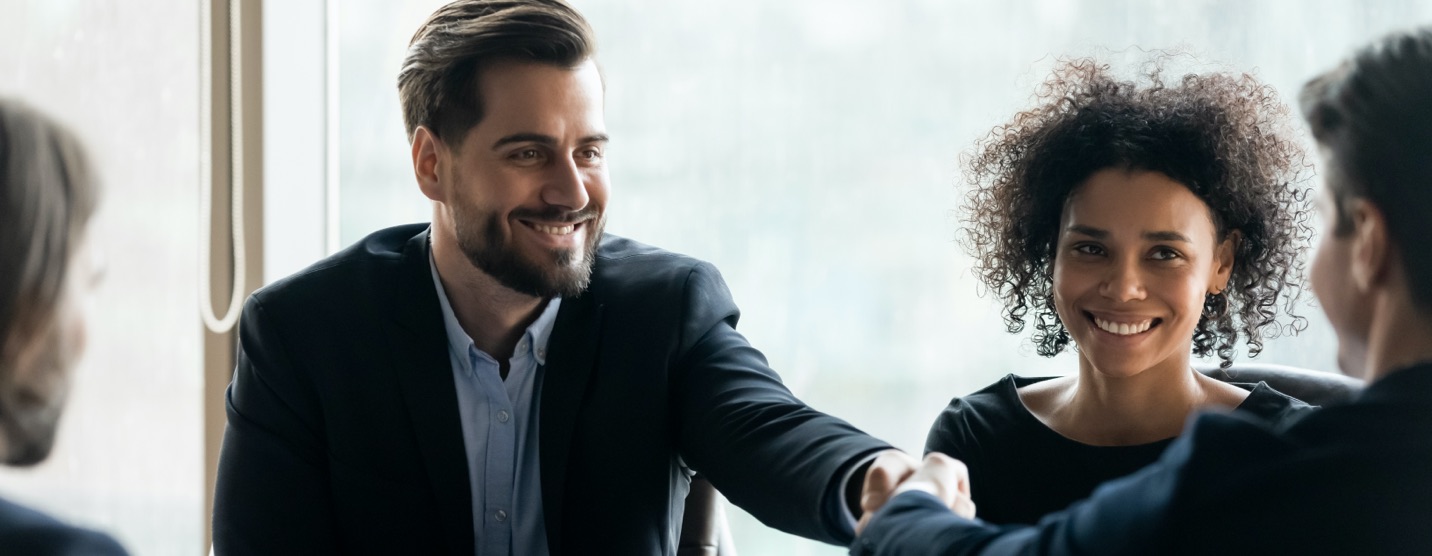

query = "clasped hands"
[{"left": 856, "top": 450, "right": 975, "bottom": 534}]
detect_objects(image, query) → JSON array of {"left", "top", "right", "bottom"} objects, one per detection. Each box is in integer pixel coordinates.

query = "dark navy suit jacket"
[
  {"left": 854, "top": 362, "right": 1432, "bottom": 556},
  {"left": 0, "top": 496, "right": 127, "bottom": 556},
  {"left": 213, "top": 224, "right": 890, "bottom": 555}
]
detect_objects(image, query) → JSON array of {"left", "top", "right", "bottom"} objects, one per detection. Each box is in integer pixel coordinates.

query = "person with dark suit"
[
  {"left": 853, "top": 26, "right": 1432, "bottom": 556},
  {"left": 210, "top": 1, "right": 911, "bottom": 554},
  {"left": 0, "top": 100, "right": 127, "bottom": 555}
]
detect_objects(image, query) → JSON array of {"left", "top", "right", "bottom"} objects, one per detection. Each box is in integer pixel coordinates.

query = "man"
[
  {"left": 0, "top": 99, "right": 126, "bottom": 555},
  {"left": 212, "top": 1, "right": 911, "bottom": 554},
  {"left": 854, "top": 27, "right": 1432, "bottom": 556}
]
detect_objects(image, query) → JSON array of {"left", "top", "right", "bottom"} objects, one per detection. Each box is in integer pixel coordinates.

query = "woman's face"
[{"left": 1052, "top": 168, "right": 1235, "bottom": 377}]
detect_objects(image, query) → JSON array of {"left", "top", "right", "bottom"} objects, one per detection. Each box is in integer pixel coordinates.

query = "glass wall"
[
  {"left": 334, "top": 2, "right": 1432, "bottom": 554},
  {"left": 0, "top": 1, "right": 204, "bottom": 554}
]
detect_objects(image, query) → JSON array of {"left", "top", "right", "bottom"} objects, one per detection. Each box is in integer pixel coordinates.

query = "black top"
[
  {"left": 925, "top": 374, "right": 1314, "bottom": 525},
  {"left": 0, "top": 496, "right": 128, "bottom": 556}
]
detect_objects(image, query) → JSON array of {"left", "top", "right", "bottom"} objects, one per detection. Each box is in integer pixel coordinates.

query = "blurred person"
[
  {"left": 0, "top": 99, "right": 125, "bottom": 555},
  {"left": 212, "top": 1, "right": 915, "bottom": 554},
  {"left": 925, "top": 58, "right": 1315, "bottom": 525},
  {"left": 855, "top": 27, "right": 1432, "bottom": 556}
]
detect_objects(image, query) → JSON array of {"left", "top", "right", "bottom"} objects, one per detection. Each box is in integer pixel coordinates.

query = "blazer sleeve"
[
  {"left": 670, "top": 262, "right": 892, "bottom": 546},
  {"left": 212, "top": 296, "right": 339, "bottom": 555},
  {"left": 852, "top": 412, "right": 1295, "bottom": 556}
]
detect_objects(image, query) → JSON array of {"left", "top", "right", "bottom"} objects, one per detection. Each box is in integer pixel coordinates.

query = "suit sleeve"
[
  {"left": 852, "top": 413, "right": 1293, "bottom": 556},
  {"left": 670, "top": 262, "right": 892, "bottom": 546},
  {"left": 212, "top": 296, "right": 339, "bottom": 555}
]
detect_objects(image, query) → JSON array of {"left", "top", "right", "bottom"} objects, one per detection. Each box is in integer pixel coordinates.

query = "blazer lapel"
[
  {"left": 539, "top": 287, "right": 604, "bottom": 556},
  {"left": 385, "top": 228, "right": 475, "bottom": 556}
]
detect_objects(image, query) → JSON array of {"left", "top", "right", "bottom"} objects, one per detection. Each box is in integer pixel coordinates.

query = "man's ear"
[
  {"left": 411, "top": 126, "right": 446, "bottom": 203},
  {"left": 1210, "top": 229, "right": 1241, "bottom": 294},
  {"left": 1349, "top": 198, "right": 1391, "bottom": 292}
]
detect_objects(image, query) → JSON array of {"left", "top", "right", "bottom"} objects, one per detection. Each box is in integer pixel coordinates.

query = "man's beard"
[
  {"left": 0, "top": 322, "right": 76, "bottom": 466},
  {"left": 453, "top": 204, "right": 604, "bottom": 298}
]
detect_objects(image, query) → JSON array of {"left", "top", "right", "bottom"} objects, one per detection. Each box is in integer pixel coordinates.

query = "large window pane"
[
  {"left": 336, "top": 2, "right": 1432, "bottom": 553},
  {"left": 0, "top": 2, "right": 203, "bottom": 554}
]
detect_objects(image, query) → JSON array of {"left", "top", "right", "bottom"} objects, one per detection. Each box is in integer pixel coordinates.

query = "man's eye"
[{"left": 579, "top": 148, "right": 602, "bottom": 160}]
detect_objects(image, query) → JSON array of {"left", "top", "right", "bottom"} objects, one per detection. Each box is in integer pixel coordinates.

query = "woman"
[
  {"left": 926, "top": 58, "right": 1315, "bottom": 525},
  {"left": 0, "top": 99, "right": 126, "bottom": 554}
]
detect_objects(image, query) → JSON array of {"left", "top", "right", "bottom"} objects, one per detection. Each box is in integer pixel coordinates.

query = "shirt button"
[
  {"left": 494, "top": 510, "right": 508, "bottom": 522},
  {"left": 497, "top": 410, "right": 510, "bottom": 423},
  {"left": 537, "top": 348, "right": 546, "bottom": 359}
]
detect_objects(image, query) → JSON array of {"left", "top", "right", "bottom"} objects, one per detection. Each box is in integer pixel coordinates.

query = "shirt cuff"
[{"left": 830, "top": 450, "right": 886, "bottom": 537}]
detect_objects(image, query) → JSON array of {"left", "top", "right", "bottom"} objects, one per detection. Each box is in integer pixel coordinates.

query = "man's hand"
[
  {"left": 895, "top": 453, "right": 975, "bottom": 519},
  {"left": 854, "top": 450, "right": 919, "bottom": 533},
  {"left": 855, "top": 452, "right": 974, "bottom": 534}
]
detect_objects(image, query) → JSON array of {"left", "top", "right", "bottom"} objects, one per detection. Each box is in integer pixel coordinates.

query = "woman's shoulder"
[
  {"left": 0, "top": 496, "right": 129, "bottom": 555},
  {"left": 925, "top": 374, "right": 1056, "bottom": 454}
]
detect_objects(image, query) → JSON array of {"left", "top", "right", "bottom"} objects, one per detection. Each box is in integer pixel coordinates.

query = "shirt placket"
[{"left": 473, "top": 346, "right": 517, "bottom": 556}]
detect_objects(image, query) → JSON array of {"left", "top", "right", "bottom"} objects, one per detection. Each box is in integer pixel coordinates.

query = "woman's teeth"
[{"left": 1094, "top": 317, "right": 1153, "bottom": 336}]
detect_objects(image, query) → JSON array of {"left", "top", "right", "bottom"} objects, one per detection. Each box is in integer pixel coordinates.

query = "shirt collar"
[{"left": 428, "top": 243, "right": 562, "bottom": 366}]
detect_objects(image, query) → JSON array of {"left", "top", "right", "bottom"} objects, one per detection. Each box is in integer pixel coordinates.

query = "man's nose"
[{"left": 540, "top": 155, "right": 589, "bottom": 211}]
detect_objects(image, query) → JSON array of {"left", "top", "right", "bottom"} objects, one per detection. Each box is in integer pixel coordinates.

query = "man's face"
[
  {"left": 439, "top": 59, "right": 609, "bottom": 298},
  {"left": 1309, "top": 157, "right": 1371, "bottom": 377}
]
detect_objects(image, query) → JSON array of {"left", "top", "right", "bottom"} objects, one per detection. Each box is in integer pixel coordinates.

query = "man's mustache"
[{"left": 510, "top": 206, "right": 600, "bottom": 223}]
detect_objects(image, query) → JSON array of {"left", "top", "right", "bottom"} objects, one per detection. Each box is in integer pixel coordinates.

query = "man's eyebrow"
[
  {"left": 1143, "top": 230, "right": 1192, "bottom": 243},
  {"left": 490, "top": 133, "right": 610, "bottom": 150},
  {"left": 1066, "top": 225, "right": 1107, "bottom": 238}
]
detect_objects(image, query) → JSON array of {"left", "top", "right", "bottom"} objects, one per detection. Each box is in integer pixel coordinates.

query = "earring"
[{"left": 1202, "top": 290, "right": 1228, "bottom": 319}]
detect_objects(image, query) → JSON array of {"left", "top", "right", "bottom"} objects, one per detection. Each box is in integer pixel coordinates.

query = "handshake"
[{"left": 858, "top": 451, "right": 974, "bottom": 534}]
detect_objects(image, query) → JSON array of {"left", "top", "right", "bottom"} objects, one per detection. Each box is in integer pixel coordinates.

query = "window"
[
  {"left": 0, "top": 1, "right": 204, "bottom": 553},
  {"left": 332, "top": 2, "right": 1431, "bottom": 553}
]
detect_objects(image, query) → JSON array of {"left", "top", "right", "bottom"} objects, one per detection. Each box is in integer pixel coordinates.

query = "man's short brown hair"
[{"left": 397, "top": 0, "right": 596, "bottom": 146}]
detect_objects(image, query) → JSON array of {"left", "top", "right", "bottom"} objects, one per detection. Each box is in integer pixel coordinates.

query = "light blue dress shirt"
[{"left": 429, "top": 251, "right": 560, "bottom": 556}]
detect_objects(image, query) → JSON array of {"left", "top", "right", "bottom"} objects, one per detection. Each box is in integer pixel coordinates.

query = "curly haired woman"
[{"left": 925, "top": 58, "right": 1316, "bottom": 525}]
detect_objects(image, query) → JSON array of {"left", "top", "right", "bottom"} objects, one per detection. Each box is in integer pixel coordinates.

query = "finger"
[
  {"left": 952, "top": 496, "right": 977, "bottom": 520},
  {"left": 861, "top": 451, "right": 918, "bottom": 512}
]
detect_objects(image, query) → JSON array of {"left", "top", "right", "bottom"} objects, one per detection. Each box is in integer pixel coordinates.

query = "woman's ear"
[
  {"left": 1210, "top": 229, "right": 1241, "bottom": 294},
  {"left": 411, "top": 126, "right": 446, "bottom": 203}
]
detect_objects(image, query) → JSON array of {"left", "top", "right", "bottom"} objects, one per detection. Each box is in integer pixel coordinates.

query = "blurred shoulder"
[{"left": 0, "top": 497, "right": 128, "bottom": 556}]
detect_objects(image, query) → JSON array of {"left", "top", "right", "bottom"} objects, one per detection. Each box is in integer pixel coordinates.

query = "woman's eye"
[
  {"left": 1150, "top": 247, "right": 1181, "bottom": 261},
  {"left": 1073, "top": 244, "right": 1104, "bottom": 256}
]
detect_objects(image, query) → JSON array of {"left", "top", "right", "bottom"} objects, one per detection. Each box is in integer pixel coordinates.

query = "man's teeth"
[
  {"left": 1094, "top": 317, "right": 1153, "bottom": 336},
  {"left": 531, "top": 223, "right": 576, "bottom": 235}
]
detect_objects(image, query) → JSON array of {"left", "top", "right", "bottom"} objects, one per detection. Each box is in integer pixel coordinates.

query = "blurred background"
[{"left": 1, "top": 1, "right": 1429, "bottom": 554}]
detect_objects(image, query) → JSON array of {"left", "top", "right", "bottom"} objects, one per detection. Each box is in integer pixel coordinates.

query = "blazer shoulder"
[
  {"left": 250, "top": 223, "right": 428, "bottom": 310},
  {"left": 592, "top": 234, "right": 717, "bottom": 293}
]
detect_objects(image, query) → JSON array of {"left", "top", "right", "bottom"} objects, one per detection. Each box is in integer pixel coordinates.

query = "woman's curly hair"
[{"left": 961, "top": 57, "right": 1313, "bottom": 368}]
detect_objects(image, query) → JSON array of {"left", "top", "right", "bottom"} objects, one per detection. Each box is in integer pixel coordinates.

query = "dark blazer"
[
  {"left": 854, "top": 362, "right": 1432, "bottom": 556},
  {"left": 0, "top": 496, "right": 128, "bottom": 556},
  {"left": 213, "top": 224, "right": 890, "bottom": 555}
]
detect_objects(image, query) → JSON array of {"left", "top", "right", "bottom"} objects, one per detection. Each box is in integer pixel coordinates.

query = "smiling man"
[
  {"left": 854, "top": 26, "right": 1432, "bottom": 556},
  {"left": 211, "top": 1, "right": 906, "bottom": 555}
]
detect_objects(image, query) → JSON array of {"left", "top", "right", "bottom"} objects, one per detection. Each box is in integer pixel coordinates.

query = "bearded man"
[{"left": 211, "top": 2, "right": 908, "bottom": 555}]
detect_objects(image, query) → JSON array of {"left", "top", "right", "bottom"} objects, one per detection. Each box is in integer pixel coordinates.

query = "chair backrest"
[
  {"left": 676, "top": 363, "right": 1362, "bottom": 555},
  {"left": 1199, "top": 362, "right": 1364, "bottom": 406},
  {"left": 679, "top": 475, "right": 735, "bottom": 556}
]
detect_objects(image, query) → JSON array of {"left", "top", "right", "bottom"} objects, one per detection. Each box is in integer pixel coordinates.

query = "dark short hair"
[
  {"left": 0, "top": 99, "right": 96, "bottom": 366},
  {"left": 1301, "top": 27, "right": 1432, "bottom": 311},
  {"left": 397, "top": 0, "right": 596, "bottom": 145},
  {"left": 961, "top": 58, "right": 1313, "bottom": 367}
]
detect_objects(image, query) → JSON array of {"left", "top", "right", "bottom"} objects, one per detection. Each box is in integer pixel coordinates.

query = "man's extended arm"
[{"left": 668, "top": 261, "right": 894, "bottom": 545}]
